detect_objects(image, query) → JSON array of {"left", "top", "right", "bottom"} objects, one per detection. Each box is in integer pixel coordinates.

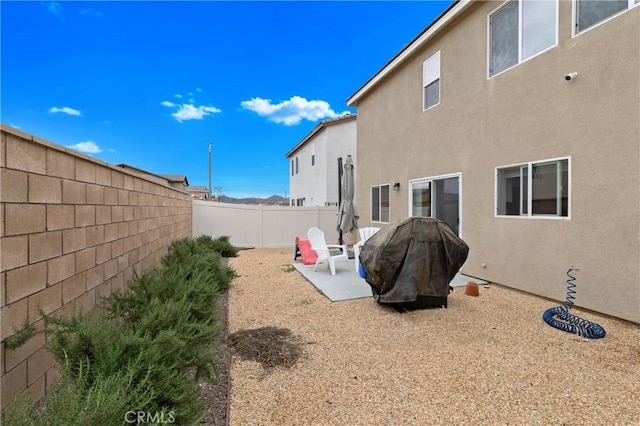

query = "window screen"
[
  {"left": 490, "top": 0, "right": 518, "bottom": 76},
  {"left": 424, "top": 80, "right": 440, "bottom": 110},
  {"left": 371, "top": 187, "right": 380, "bottom": 222},
  {"left": 576, "top": 0, "right": 627, "bottom": 33}
]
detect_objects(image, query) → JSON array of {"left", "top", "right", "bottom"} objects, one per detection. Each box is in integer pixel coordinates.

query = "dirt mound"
[{"left": 227, "top": 326, "right": 304, "bottom": 371}]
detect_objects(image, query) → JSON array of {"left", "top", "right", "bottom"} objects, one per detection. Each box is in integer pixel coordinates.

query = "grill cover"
[{"left": 360, "top": 217, "right": 469, "bottom": 308}]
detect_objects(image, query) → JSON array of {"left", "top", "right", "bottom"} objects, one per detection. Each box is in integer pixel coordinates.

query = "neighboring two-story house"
[
  {"left": 285, "top": 114, "right": 357, "bottom": 207},
  {"left": 347, "top": 0, "right": 639, "bottom": 323}
]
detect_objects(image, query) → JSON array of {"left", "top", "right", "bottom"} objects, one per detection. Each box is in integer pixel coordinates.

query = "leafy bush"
[
  {"left": 195, "top": 235, "right": 238, "bottom": 258},
  {"left": 6, "top": 236, "right": 236, "bottom": 425}
]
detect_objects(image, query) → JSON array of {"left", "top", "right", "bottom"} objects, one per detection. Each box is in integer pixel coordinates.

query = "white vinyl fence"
[{"left": 192, "top": 200, "right": 347, "bottom": 248}]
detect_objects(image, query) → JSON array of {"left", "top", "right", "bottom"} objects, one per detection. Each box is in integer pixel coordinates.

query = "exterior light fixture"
[{"left": 393, "top": 182, "right": 400, "bottom": 191}]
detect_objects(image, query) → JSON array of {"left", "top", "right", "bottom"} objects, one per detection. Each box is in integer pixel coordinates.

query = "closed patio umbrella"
[{"left": 337, "top": 155, "right": 358, "bottom": 235}]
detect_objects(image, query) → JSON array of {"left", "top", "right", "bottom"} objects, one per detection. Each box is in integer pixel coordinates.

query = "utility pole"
[{"left": 208, "top": 143, "right": 213, "bottom": 200}]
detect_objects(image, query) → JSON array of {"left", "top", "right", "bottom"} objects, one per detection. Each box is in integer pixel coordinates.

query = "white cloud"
[
  {"left": 173, "top": 94, "right": 183, "bottom": 98},
  {"left": 67, "top": 141, "right": 102, "bottom": 154},
  {"left": 160, "top": 101, "right": 175, "bottom": 107},
  {"left": 240, "top": 96, "right": 348, "bottom": 126},
  {"left": 171, "top": 104, "right": 222, "bottom": 123},
  {"left": 47, "top": 2, "right": 63, "bottom": 17},
  {"left": 79, "top": 8, "right": 102, "bottom": 18},
  {"left": 195, "top": 88, "right": 203, "bottom": 92},
  {"left": 49, "top": 106, "right": 81, "bottom": 116}
]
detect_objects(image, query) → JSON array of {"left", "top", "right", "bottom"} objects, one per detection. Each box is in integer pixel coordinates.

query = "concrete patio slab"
[
  {"left": 292, "top": 262, "right": 372, "bottom": 301},
  {"left": 292, "top": 261, "right": 488, "bottom": 302}
]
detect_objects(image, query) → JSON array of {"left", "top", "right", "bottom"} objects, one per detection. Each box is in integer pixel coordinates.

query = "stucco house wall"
[{"left": 348, "top": 1, "right": 639, "bottom": 322}]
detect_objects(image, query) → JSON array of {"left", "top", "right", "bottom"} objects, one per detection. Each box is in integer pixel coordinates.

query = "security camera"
[{"left": 565, "top": 72, "right": 578, "bottom": 81}]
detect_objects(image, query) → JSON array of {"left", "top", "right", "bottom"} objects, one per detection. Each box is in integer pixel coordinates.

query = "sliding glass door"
[{"left": 410, "top": 174, "right": 461, "bottom": 236}]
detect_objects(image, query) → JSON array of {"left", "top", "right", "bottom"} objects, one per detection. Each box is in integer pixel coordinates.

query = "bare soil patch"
[{"left": 227, "top": 326, "right": 304, "bottom": 371}]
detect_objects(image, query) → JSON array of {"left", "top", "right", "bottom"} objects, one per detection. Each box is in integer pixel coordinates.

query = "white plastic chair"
[
  {"left": 307, "top": 227, "right": 350, "bottom": 276},
  {"left": 353, "top": 227, "right": 381, "bottom": 272}
]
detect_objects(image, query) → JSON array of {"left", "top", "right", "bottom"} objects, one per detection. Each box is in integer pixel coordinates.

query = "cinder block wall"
[{"left": 0, "top": 125, "right": 193, "bottom": 411}]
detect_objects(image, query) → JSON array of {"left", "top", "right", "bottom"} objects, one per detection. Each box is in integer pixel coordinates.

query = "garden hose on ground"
[{"left": 542, "top": 268, "right": 606, "bottom": 339}]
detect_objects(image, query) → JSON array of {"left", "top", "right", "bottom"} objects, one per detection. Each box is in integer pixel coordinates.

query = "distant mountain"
[{"left": 219, "top": 194, "right": 288, "bottom": 205}]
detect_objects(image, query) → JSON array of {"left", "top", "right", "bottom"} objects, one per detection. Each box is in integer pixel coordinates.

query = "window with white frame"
[
  {"left": 295, "top": 156, "right": 299, "bottom": 174},
  {"left": 489, "top": 0, "right": 557, "bottom": 77},
  {"left": 575, "top": 0, "right": 638, "bottom": 35},
  {"left": 410, "top": 174, "right": 461, "bottom": 236},
  {"left": 496, "top": 158, "right": 569, "bottom": 217},
  {"left": 423, "top": 51, "right": 440, "bottom": 110},
  {"left": 371, "top": 184, "right": 390, "bottom": 223}
]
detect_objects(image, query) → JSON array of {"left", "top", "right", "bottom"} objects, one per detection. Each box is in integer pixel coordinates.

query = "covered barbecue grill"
[{"left": 359, "top": 217, "right": 469, "bottom": 310}]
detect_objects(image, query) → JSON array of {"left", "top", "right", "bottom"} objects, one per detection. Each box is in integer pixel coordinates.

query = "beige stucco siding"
[{"left": 355, "top": 2, "right": 639, "bottom": 322}]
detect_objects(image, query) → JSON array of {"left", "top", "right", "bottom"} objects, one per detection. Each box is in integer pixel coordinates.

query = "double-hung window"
[
  {"left": 489, "top": 0, "right": 557, "bottom": 77},
  {"left": 496, "top": 157, "right": 569, "bottom": 218},
  {"left": 423, "top": 51, "right": 440, "bottom": 110},
  {"left": 371, "top": 184, "right": 390, "bottom": 223},
  {"left": 575, "top": 0, "right": 639, "bottom": 35}
]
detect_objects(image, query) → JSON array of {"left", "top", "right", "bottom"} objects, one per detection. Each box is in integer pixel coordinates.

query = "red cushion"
[{"left": 297, "top": 239, "right": 317, "bottom": 265}]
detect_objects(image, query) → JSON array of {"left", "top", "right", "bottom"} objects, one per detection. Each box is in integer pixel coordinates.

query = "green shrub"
[
  {"left": 6, "top": 236, "right": 235, "bottom": 425},
  {"left": 195, "top": 234, "right": 238, "bottom": 257}
]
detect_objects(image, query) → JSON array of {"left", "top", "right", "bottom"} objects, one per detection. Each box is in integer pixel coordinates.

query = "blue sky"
[{"left": 1, "top": 0, "right": 453, "bottom": 199}]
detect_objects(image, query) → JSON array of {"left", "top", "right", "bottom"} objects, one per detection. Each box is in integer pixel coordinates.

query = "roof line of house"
[
  {"left": 116, "top": 164, "right": 188, "bottom": 187},
  {"left": 346, "top": 0, "right": 471, "bottom": 107},
  {"left": 116, "top": 163, "right": 169, "bottom": 182},
  {"left": 159, "top": 174, "right": 189, "bottom": 186},
  {"left": 284, "top": 113, "right": 357, "bottom": 158}
]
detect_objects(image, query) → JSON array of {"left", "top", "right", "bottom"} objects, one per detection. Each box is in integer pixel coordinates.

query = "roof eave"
[
  {"left": 284, "top": 113, "right": 357, "bottom": 158},
  {"left": 347, "top": 0, "right": 471, "bottom": 107}
]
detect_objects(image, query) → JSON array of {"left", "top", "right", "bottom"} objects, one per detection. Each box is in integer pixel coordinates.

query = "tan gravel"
[{"left": 228, "top": 248, "right": 640, "bottom": 425}]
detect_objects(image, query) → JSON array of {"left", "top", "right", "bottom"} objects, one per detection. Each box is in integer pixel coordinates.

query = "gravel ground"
[{"left": 228, "top": 248, "right": 640, "bottom": 425}]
